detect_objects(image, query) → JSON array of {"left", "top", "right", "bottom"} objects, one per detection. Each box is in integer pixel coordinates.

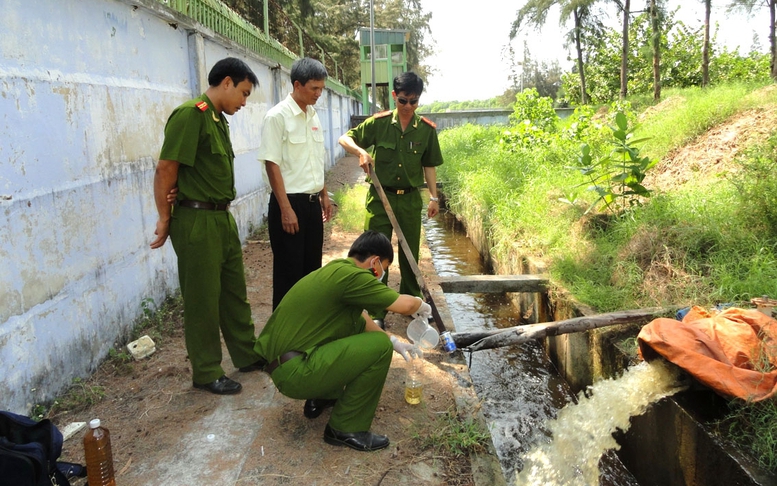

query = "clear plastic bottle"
[
  {"left": 404, "top": 354, "right": 423, "bottom": 405},
  {"left": 83, "top": 418, "right": 117, "bottom": 486}
]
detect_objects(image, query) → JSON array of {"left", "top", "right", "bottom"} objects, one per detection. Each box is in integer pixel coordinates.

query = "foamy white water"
[{"left": 515, "top": 360, "right": 688, "bottom": 486}]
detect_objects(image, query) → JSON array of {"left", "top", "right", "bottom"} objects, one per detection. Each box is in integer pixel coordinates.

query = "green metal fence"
[{"left": 161, "top": 0, "right": 360, "bottom": 99}]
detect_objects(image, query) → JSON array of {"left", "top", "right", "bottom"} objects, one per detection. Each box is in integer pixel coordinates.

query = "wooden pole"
[
  {"left": 367, "top": 164, "right": 446, "bottom": 333},
  {"left": 453, "top": 307, "right": 678, "bottom": 352}
]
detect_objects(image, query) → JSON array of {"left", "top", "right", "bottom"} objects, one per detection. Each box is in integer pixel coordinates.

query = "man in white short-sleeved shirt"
[{"left": 258, "top": 57, "right": 333, "bottom": 309}]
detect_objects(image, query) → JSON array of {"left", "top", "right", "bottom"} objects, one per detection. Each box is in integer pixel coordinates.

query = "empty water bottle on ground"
[{"left": 83, "top": 418, "right": 116, "bottom": 486}]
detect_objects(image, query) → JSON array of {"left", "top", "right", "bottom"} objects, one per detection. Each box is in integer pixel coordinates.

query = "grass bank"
[{"left": 436, "top": 81, "right": 777, "bottom": 473}]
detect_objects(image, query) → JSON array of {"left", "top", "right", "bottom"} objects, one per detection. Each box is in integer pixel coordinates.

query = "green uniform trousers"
[
  {"left": 170, "top": 206, "right": 260, "bottom": 384},
  {"left": 365, "top": 185, "right": 423, "bottom": 315},
  {"left": 271, "top": 332, "right": 393, "bottom": 432}
]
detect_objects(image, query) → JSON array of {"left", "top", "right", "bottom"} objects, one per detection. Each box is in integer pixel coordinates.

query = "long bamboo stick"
[
  {"left": 367, "top": 164, "right": 446, "bottom": 333},
  {"left": 454, "top": 307, "right": 679, "bottom": 352}
]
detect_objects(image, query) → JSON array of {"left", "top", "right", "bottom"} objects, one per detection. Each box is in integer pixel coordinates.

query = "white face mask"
[{"left": 371, "top": 257, "right": 385, "bottom": 281}]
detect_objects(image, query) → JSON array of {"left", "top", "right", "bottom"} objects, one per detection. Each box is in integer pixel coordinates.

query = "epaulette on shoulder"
[
  {"left": 420, "top": 116, "right": 436, "bottom": 128},
  {"left": 195, "top": 100, "right": 209, "bottom": 112},
  {"left": 373, "top": 110, "right": 392, "bottom": 119}
]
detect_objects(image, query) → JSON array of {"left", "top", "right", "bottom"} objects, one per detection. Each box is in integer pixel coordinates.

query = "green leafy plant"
[
  {"left": 567, "top": 112, "right": 657, "bottom": 215},
  {"left": 134, "top": 294, "right": 184, "bottom": 344},
  {"left": 500, "top": 88, "right": 560, "bottom": 150},
  {"left": 719, "top": 398, "right": 777, "bottom": 473},
  {"left": 30, "top": 403, "right": 48, "bottom": 422},
  {"left": 48, "top": 378, "right": 106, "bottom": 415},
  {"left": 412, "top": 410, "right": 491, "bottom": 456},
  {"left": 509, "top": 88, "right": 558, "bottom": 132}
]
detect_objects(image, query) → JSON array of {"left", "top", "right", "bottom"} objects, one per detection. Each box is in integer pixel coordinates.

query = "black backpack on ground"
[{"left": 0, "top": 410, "right": 85, "bottom": 486}]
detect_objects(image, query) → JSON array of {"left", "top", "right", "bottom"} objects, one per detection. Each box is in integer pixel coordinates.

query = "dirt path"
[{"left": 55, "top": 156, "right": 488, "bottom": 486}]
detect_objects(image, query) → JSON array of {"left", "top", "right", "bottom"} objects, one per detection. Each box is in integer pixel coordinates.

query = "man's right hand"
[
  {"left": 281, "top": 207, "right": 299, "bottom": 234},
  {"left": 150, "top": 219, "right": 170, "bottom": 249},
  {"left": 390, "top": 336, "right": 422, "bottom": 362},
  {"left": 358, "top": 151, "right": 374, "bottom": 174}
]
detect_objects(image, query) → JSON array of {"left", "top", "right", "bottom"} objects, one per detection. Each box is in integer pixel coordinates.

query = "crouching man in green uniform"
[
  {"left": 254, "top": 230, "right": 432, "bottom": 451},
  {"left": 150, "top": 57, "right": 265, "bottom": 395},
  {"left": 338, "top": 72, "right": 443, "bottom": 329}
]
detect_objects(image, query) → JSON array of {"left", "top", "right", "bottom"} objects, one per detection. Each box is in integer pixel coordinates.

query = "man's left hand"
[
  {"left": 165, "top": 186, "right": 179, "bottom": 205},
  {"left": 320, "top": 192, "right": 333, "bottom": 223}
]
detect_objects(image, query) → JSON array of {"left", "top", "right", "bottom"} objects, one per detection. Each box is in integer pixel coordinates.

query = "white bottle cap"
[{"left": 89, "top": 419, "right": 101, "bottom": 429}]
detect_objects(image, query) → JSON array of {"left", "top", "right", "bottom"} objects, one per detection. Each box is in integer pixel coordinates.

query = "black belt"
[
  {"left": 287, "top": 193, "right": 319, "bottom": 203},
  {"left": 379, "top": 186, "right": 417, "bottom": 195},
  {"left": 265, "top": 351, "right": 304, "bottom": 375},
  {"left": 177, "top": 199, "right": 230, "bottom": 210}
]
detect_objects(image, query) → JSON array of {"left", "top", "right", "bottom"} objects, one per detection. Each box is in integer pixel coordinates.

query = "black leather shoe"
[
  {"left": 304, "top": 399, "right": 337, "bottom": 419},
  {"left": 323, "top": 424, "right": 389, "bottom": 452},
  {"left": 373, "top": 318, "right": 385, "bottom": 330},
  {"left": 193, "top": 375, "right": 242, "bottom": 395},
  {"left": 239, "top": 359, "right": 267, "bottom": 372}
]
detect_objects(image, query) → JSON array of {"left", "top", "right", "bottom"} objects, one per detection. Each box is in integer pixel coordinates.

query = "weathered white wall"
[{"left": 0, "top": 0, "right": 359, "bottom": 413}]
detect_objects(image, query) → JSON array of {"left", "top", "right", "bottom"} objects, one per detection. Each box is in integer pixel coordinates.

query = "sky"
[{"left": 420, "top": 1, "right": 766, "bottom": 103}]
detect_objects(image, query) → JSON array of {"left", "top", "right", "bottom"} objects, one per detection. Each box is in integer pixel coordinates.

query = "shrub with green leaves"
[
  {"left": 509, "top": 88, "right": 558, "bottom": 133},
  {"left": 500, "top": 89, "right": 560, "bottom": 150},
  {"left": 566, "top": 112, "right": 657, "bottom": 214}
]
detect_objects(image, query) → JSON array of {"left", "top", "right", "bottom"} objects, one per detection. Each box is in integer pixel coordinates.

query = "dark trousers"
[{"left": 268, "top": 192, "right": 324, "bottom": 309}]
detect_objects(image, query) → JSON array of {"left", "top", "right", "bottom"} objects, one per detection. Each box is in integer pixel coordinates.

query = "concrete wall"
[{"left": 0, "top": 0, "right": 359, "bottom": 414}]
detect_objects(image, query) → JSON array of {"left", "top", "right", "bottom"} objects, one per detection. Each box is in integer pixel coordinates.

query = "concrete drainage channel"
[{"left": 426, "top": 211, "right": 777, "bottom": 485}]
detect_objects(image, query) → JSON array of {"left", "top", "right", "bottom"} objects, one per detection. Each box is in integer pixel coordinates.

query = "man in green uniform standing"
[
  {"left": 150, "top": 57, "right": 265, "bottom": 395},
  {"left": 255, "top": 231, "right": 430, "bottom": 451},
  {"left": 338, "top": 72, "right": 443, "bottom": 328}
]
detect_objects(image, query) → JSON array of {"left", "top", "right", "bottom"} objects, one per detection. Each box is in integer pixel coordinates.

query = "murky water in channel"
[
  {"left": 516, "top": 360, "right": 687, "bottom": 485},
  {"left": 424, "top": 212, "right": 685, "bottom": 485}
]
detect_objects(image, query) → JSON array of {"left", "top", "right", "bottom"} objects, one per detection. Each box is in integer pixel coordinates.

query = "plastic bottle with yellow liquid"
[
  {"left": 83, "top": 418, "right": 117, "bottom": 486},
  {"left": 404, "top": 354, "right": 423, "bottom": 405}
]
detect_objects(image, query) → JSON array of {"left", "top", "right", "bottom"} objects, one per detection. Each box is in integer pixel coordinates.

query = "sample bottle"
[
  {"left": 404, "top": 355, "right": 423, "bottom": 405},
  {"left": 83, "top": 418, "right": 117, "bottom": 486}
]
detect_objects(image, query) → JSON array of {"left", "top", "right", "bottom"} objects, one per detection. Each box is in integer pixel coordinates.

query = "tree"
[
  {"left": 224, "top": 0, "right": 435, "bottom": 90},
  {"left": 617, "top": 0, "right": 632, "bottom": 99},
  {"left": 510, "top": 0, "right": 606, "bottom": 105},
  {"left": 702, "top": 0, "right": 712, "bottom": 86},
  {"left": 728, "top": 0, "right": 777, "bottom": 81},
  {"left": 372, "top": 0, "right": 434, "bottom": 80},
  {"left": 650, "top": 0, "right": 662, "bottom": 101}
]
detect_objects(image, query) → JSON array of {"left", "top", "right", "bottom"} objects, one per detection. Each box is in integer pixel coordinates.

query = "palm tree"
[{"left": 511, "top": 0, "right": 604, "bottom": 105}]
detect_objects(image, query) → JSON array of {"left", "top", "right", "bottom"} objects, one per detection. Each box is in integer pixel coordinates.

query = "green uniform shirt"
[
  {"left": 255, "top": 259, "right": 400, "bottom": 361},
  {"left": 346, "top": 110, "right": 443, "bottom": 189},
  {"left": 159, "top": 94, "right": 236, "bottom": 203}
]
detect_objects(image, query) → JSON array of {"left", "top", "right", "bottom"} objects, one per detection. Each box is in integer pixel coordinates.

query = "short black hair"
[
  {"left": 393, "top": 71, "right": 423, "bottom": 96},
  {"left": 208, "top": 57, "right": 259, "bottom": 87},
  {"left": 348, "top": 230, "right": 394, "bottom": 264},
  {"left": 291, "top": 57, "right": 328, "bottom": 86}
]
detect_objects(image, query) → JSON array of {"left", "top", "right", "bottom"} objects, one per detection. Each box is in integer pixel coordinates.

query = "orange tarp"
[{"left": 638, "top": 306, "right": 777, "bottom": 402}]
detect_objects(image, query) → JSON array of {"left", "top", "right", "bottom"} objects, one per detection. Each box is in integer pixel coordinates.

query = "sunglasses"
[{"left": 397, "top": 97, "right": 419, "bottom": 106}]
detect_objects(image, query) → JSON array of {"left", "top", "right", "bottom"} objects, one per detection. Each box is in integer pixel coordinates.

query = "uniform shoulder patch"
[
  {"left": 195, "top": 101, "right": 209, "bottom": 112},
  {"left": 421, "top": 116, "right": 436, "bottom": 128},
  {"left": 373, "top": 110, "right": 392, "bottom": 119}
]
